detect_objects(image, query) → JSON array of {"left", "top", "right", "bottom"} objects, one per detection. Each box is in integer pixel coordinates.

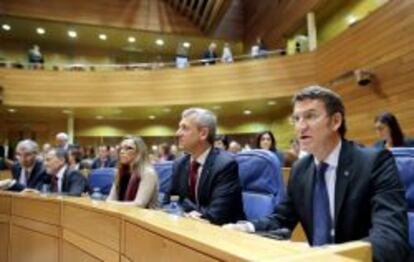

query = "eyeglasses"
[
  {"left": 119, "top": 146, "right": 136, "bottom": 152},
  {"left": 290, "top": 111, "right": 326, "bottom": 126}
]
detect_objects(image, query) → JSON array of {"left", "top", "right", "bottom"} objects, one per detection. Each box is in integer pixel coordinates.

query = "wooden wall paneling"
[
  {"left": 123, "top": 221, "right": 219, "bottom": 262},
  {"left": 62, "top": 240, "right": 101, "bottom": 262},
  {"left": 10, "top": 224, "right": 59, "bottom": 262},
  {"left": 62, "top": 229, "right": 118, "bottom": 262},
  {"left": 11, "top": 195, "right": 61, "bottom": 225},
  {"left": 0, "top": 217, "right": 9, "bottom": 262},
  {"left": 62, "top": 203, "right": 121, "bottom": 252}
]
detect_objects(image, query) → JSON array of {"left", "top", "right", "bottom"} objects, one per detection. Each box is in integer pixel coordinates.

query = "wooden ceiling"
[{"left": 0, "top": 0, "right": 349, "bottom": 48}]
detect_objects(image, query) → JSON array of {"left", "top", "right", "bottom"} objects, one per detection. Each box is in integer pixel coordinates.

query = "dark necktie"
[
  {"left": 312, "top": 162, "right": 332, "bottom": 246},
  {"left": 188, "top": 160, "right": 200, "bottom": 202},
  {"left": 51, "top": 175, "right": 58, "bottom": 193}
]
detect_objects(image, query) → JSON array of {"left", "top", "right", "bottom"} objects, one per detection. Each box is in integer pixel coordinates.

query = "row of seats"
[{"left": 88, "top": 149, "right": 285, "bottom": 220}]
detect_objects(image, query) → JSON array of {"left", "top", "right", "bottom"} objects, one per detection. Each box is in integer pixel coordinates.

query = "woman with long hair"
[
  {"left": 256, "top": 131, "right": 284, "bottom": 166},
  {"left": 106, "top": 136, "right": 159, "bottom": 208},
  {"left": 373, "top": 112, "right": 414, "bottom": 148}
]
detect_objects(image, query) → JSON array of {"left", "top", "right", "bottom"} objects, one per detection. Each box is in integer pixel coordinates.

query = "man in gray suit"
[{"left": 224, "top": 86, "right": 409, "bottom": 262}]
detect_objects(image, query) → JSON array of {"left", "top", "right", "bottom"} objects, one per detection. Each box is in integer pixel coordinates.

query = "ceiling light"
[
  {"left": 98, "top": 34, "right": 107, "bottom": 40},
  {"left": 148, "top": 115, "right": 156, "bottom": 120},
  {"left": 243, "top": 110, "right": 252, "bottom": 115},
  {"left": 68, "top": 30, "right": 77, "bottom": 38},
  {"left": 7, "top": 108, "right": 17, "bottom": 113},
  {"left": 128, "top": 36, "right": 136, "bottom": 43},
  {"left": 96, "top": 115, "right": 104, "bottom": 120},
  {"left": 62, "top": 109, "right": 73, "bottom": 114},
  {"left": 267, "top": 100, "right": 277, "bottom": 106},
  {"left": 155, "top": 39, "right": 164, "bottom": 46},
  {"left": 347, "top": 15, "right": 358, "bottom": 25},
  {"left": 183, "top": 42, "right": 191, "bottom": 48},
  {"left": 36, "top": 27, "right": 46, "bottom": 35},
  {"left": 2, "top": 24, "right": 11, "bottom": 31}
]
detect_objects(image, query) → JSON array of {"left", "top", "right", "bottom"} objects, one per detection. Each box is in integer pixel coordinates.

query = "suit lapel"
[
  {"left": 61, "top": 168, "right": 68, "bottom": 193},
  {"left": 334, "top": 140, "right": 354, "bottom": 226},
  {"left": 180, "top": 156, "right": 190, "bottom": 199},
  {"left": 197, "top": 149, "right": 215, "bottom": 205}
]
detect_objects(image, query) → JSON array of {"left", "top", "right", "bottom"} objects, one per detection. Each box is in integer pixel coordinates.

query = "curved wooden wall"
[
  {"left": 0, "top": 192, "right": 371, "bottom": 262},
  {"left": 316, "top": 0, "right": 414, "bottom": 144},
  {"left": 0, "top": 54, "right": 316, "bottom": 107}
]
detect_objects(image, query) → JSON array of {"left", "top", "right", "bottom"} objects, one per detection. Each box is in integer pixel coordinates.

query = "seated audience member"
[
  {"left": 373, "top": 112, "right": 414, "bottom": 148},
  {"left": 109, "top": 146, "right": 118, "bottom": 162},
  {"left": 42, "top": 148, "right": 87, "bottom": 196},
  {"left": 56, "top": 132, "right": 70, "bottom": 150},
  {"left": 256, "top": 131, "right": 284, "bottom": 166},
  {"left": 221, "top": 43, "right": 233, "bottom": 63},
  {"left": 68, "top": 146, "right": 82, "bottom": 171},
  {"left": 284, "top": 139, "right": 300, "bottom": 167},
  {"left": 214, "top": 134, "right": 229, "bottom": 150},
  {"left": 228, "top": 140, "right": 242, "bottom": 154},
  {"left": 39, "top": 143, "right": 52, "bottom": 161},
  {"left": 158, "top": 143, "right": 175, "bottom": 161},
  {"left": 166, "top": 108, "right": 245, "bottom": 225},
  {"left": 91, "top": 145, "right": 116, "bottom": 169},
  {"left": 106, "top": 136, "right": 159, "bottom": 208},
  {"left": 224, "top": 86, "right": 409, "bottom": 262},
  {"left": 1, "top": 140, "right": 46, "bottom": 192},
  {"left": 201, "top": 42, "right": 218, "bottom": 65}
]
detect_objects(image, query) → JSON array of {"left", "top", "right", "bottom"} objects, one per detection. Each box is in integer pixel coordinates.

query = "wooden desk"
[
  {"left": 0, "top": 192, "right": 371, "bottom": 262},
  {"left": 0, "top": 170, "right": 12, "bottom": 180}
]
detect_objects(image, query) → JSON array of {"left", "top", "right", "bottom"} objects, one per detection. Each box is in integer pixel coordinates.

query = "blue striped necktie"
[{"left": 312, "top": 162, "right": 332, "bottom": 246}]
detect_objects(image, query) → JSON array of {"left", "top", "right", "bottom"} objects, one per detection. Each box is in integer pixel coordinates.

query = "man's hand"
[
  {"left": 222, "top": 221, "right": 255, "bottom": 233},
  {"left": 184, "top": 211, "right": 209, "bottom": 223},
  {"left": 0, "top": 179, "right": 13, "bottom": 190}
]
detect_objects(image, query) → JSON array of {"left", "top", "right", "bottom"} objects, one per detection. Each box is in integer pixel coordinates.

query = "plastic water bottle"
[{"left": 90, "top": 187, "right": 103, "bottom": 200}]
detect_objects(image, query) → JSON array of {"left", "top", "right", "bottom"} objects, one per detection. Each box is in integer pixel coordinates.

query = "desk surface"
[{"left": 0, "top": 191, "right": 371, "bottom": 261}]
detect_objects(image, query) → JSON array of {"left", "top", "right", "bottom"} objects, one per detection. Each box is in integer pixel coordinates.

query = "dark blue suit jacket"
[
  {"left": 41, "top": 167, "right": 87, "bottom": 196},
  {"left": 10, "top": 160, "right": 47, "bottom": 191},
  {"left": 168, "top": 148, "right": 245, "bottom": 225},
  {"left": 252, "top": 140, "right": 409, "bottom": 262},
  {"left": 91, "top": 158, "right": 116, "bottom": 169}
]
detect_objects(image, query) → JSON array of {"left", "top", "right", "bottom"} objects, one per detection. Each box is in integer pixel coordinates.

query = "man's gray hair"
[
  {"left": 56, "top": 132, "right": 68, "bottom": 141},
  {"left": 16, "top": 139, "right": 39, "bottom": 154},
  {"left": 182, "top": 107, "right": 217, "bottom": 144},
  {"left": 49, "top": 148, "right": 69, "bottom": 163}
]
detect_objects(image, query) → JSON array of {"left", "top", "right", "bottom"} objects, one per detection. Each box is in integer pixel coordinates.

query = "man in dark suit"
[
  {"left": 224, "top": 86, "right": 409, "bottom": 262},
  {"left": 42, "top": 148, "right": 87, "bottom": 196},
  {"left": 91, "top": 145, "right": 116, "bottom": 169},
  {"left": 166, "top": 107, "right": 245, "bottom": 225},
  {"left": 6, "top": 140, "right": 47, "bottom": 192}
]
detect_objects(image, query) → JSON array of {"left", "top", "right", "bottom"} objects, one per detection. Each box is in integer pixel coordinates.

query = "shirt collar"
[
  {"left": 56, "top": 165, "right": 67, "bottom": 180},
  {"left": 314, "top": 139, "right": 342, "bottom": 168},
  {"left": 192, "top": 146, "right": 212, "bottom": 166}
]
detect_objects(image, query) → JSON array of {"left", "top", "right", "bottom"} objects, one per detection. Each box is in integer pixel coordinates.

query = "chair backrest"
[
  {"left": 390, "top": 147, "right": 414, "bottom": 249},
  {"left": 390, "top": 148, "right": 414, "bottom": 209},
  {"left": 88, "top": 168, "right": 116, "bottom": 195},
  {"left": 153, "top": 161, "right": 174, "bottom": 194},
  {"left": 235, "top": 149, "right": 284, "bottom": 220}
]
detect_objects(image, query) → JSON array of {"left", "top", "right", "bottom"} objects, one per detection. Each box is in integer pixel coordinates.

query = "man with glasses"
[
  {"left": 1, "top": 139, "right": 47, "bottom": 191},
  {"left": 224, "top": 86, "right": 409, "bottom": 261},
  {"left": 165, "top": 108, "right": 245, "bottom": 225}
]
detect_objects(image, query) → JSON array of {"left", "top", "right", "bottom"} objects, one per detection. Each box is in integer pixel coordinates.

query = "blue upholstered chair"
[
  {"left": 235, "top": 149, "right": 285, "bottom": 220},
  {"left": 390, "top": 147, "right": 414, "bottom": 248},
  {"left": 153, "top": 161, "right": 174, "bottom": 194},
  {"left": 88, "top": 168, "right": 116, "bottom": 196}
]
